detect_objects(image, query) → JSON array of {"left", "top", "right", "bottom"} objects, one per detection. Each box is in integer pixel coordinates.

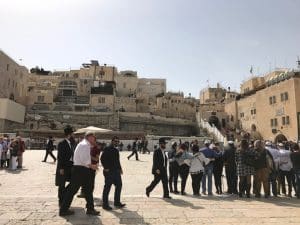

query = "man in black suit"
[
  {"left": 55, "top": 125, "right": 74, "bottom": 212},
  {"left": 146, "top": 138, "right": 171, "bottom": 199},
  {"left": 127, "top": 137, "right": 139, "bottom": 161},
  {"left": 42, "top": 136, "right": 56, "bottom": 162}
]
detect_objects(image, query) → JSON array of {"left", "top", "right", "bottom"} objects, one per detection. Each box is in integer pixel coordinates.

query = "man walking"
[
  {"left": 146, "top": 138, "right": 171, "bottom": 199},
  {"left": 127, "top": 137, "right": 139, "bottom": 160},
  {"left": 101, "top": 136, "right": 126, "bottom": 210},
  {"left": 55, "top": 126, "right": 74, "bottom": 208},
  {"left": 59, "top": 131, "right": 100, "bottom": 216},
  {"left": 42, "top": 136, "right": 56, "bottom": 163}
]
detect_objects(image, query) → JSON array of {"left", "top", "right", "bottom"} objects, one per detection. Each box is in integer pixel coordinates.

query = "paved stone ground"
[{"left": 0, "top": 150, "right": 299, "bottom": 225}]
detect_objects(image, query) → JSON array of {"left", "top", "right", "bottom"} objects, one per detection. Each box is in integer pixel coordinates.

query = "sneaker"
[
  {"left": 59, "top": 210, "right": 75, "bottom": 217},
  {"left": 86, "top": 209, "right": 100, "bottom": 216},
  {"left": 173, "top": 191, "right": 179, "bottom": 194},
  {"left": 202, "top": 192, "right": 207, "bottom": 195}
]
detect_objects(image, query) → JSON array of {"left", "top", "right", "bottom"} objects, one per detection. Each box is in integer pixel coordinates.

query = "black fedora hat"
[{"left": 159, "top": 138, "right": 167, "bottom": 144}]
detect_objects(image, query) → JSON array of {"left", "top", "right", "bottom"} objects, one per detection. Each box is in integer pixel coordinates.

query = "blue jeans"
[{"left": 202, "top": 165, "right": 213, "bottom": 194}]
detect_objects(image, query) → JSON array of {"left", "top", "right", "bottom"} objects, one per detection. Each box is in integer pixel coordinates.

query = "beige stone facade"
[
  {"left": 0, "top": 50, "right": 28, "bottom": 105},
  {"left": 224, "top": 70, "right": 300, "bottom": 142},
  {"left": 155, "top": 92, "right": 197, "bottom": 120},
  {"left": 199, "top": 84, "right": 238, "bottom": 129},
  {"left": 0, "top": 50, "right": 197, "bottom": 134}
]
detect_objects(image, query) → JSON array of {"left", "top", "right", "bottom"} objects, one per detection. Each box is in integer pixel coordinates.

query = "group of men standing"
[
  {"left": 145, "top": 138, "right": 300, "bottom": 199},
  {"left": 55, "top": 126, "right": 125, "bottom": 217}
]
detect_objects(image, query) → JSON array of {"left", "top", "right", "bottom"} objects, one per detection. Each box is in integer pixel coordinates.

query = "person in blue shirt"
[{"left": 200, "top": 140, "right": 219, "bottom": 195}]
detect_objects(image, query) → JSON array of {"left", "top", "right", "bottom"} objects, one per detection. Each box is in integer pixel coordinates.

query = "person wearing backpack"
[{"left": 236, "top": 139, "right": 255, "bottom": 198}]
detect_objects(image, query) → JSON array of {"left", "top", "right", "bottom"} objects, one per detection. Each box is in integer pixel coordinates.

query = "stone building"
[
  {"left": 0, "top": 50, "right": 197, "bottom": 135},
  {"left": 225, "top": 68, "right": 300, "bottom": 142},
  {"left": 0, "top": 50, "right": 28, "bottom": 105},
  {"left": 199, "top": 83, "right": 238, "bottom": 129},
  {"left": 155, "top": 92, "right": 197, "bottom": 120}
]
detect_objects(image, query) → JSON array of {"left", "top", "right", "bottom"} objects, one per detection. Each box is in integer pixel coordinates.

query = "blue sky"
[{"left": 1, "top": 0, "right": 299, "bottom": 97}]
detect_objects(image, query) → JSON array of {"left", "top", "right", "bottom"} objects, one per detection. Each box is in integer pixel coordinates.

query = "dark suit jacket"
[
  {"left": 55, "top": 139, "right": 73, "bottom": 186},
  {"left": 152, "top": 148, "right": 168, "bottom": 175},
  {"left": 46, "top": 139, "right": 54, "bottom": 151}
]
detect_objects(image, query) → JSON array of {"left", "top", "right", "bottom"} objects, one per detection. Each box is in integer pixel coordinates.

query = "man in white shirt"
[{"left": 59, "top": 131, "right": 100, "bottom": 216}]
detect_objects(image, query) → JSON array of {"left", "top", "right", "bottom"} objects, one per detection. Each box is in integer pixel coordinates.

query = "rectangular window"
[
  {"left": 269, "top": 97, "right": 272, "bottom": 105},
  {"left": 286, "top": 116, "right": 290, "bottom": 125},
  {"left": 282, "top": 116, "right": 286, "bottom": 125},
  {"left": 285, "top": 92, "right": 288, "bottom": 101},
  {"left": 271, "top": 118, "right": 278, "bottom": 127},
  {"left": 281, "top": 93, "right": 284, "bottom": 102},
  {"left": 282, "top": 116, "right": 290, "bottom": 125},
  {"left": 37, "top": 96, "right": 44, "bottom": 102},
  {"left": 98, "top": 97, "right": 105, "bottom": 104},
  {"left": 274, "top": 118, "right": 278, "bottom": 126},
  {"left": 270, "top": 96, "right": 277, "bottom": 104},
  {"left": 281, "top": 92, "right": 289, "bottom": 101}
]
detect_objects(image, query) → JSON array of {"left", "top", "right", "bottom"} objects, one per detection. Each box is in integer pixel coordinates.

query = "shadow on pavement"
[
  {"left": 162, "top": 198, "right": 204, "bottom": 210},
  {"left": 110, "top": 208, "right": 150, "bottom": 225},
  {"left": 193, "top": 193, "right": 300, "bottom": 208},
  {"left": 65, "top": 207, "right": 102, "bottom": 225}
]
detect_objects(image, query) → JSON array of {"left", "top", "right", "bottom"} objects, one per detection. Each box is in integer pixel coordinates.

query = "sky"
[{"left": 0, "top": 0, "right": 300, "bottom": 98}]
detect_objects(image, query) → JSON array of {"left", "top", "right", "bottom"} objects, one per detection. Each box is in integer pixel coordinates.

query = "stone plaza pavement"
[{"left": 0, "top": 150, "right": 299, "bottom": 225}]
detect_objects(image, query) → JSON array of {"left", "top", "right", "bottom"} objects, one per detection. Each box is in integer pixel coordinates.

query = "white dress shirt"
[
  {"left": 73, "top": 139, "right": 91, "bottom": 168},
  {"left": 279, "top": 149, "right": 293, "bottom": 171}
]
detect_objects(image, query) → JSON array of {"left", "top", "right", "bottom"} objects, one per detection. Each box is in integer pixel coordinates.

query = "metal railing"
[{"left": 196, "top": 112, "right": 226, "bottom": 143}]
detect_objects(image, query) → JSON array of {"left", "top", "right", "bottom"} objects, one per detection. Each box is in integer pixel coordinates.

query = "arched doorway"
[
  {"left": 274, "top": 134, "right": 288, "bottom": 143},
  {"left": 208, "top": 115, "right": 220, "bottom": 129}
]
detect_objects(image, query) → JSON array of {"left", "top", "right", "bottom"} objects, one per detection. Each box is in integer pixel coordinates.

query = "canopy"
[{"left": 74, "top": 126, "right": 112, "bottom": 134}]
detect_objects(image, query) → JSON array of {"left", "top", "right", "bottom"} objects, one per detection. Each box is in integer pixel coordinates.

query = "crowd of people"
[
  {"left": 3, "top": 125, "right": 297, "bottom": 218},
  {"left": 56, "top": 126, "right": 125, "bottom": 217},
  {"left": 0, "top": 136, "right": 25, "bottom": 170},
  {"left": 146, "top": 137, "right": 300, "bottom": 200}
]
